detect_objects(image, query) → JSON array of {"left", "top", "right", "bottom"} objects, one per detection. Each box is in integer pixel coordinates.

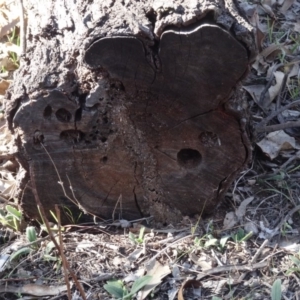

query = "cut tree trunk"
[{"left": 5, "top": 0, "right": 255, "bottom": 223}]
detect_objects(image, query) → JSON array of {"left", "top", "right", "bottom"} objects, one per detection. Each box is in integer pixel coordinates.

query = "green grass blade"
[
  {"left": 50, "top": 210, "right": 59, "bottom": 223},
  {"left": 290, "top": 256, "right": 300, "bottom": 266},
  {"left": 10, "top": 247, "right": 32, "bottom": 262},
  {"left": 138, "top": 226, "right": 145, "bottom": 240},
  {"left": 26, "top": 226, "right": 37, "bottom": 244},
  {"left": 271, "top": 279, "right": 282, "bottom": 300},
  {"left": 126, "top": 275, "right": 152, "bottom": 297},
  {"left": 104, "top": 280, "right": 124, "bottom": 299},
  {"left": 5, "top": 205, "right": 22, "bottom": 220},
  {"left": 220, "top": 235, "right": 230, "bottom": 249}
]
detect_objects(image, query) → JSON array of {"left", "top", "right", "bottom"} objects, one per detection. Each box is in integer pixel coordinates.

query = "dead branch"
[
  {"left": 196, "top": 261, "right": 269, "bottom": 280},
  {"left": 256, "top": 98, "right": 300, "bottom": 128},
  {"left": 255, "top": 119, "right": 300, "bottom": 133}
]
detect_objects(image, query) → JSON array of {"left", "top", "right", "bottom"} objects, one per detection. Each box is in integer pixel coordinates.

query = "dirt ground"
[{"left": 1, "top": 0, "right": 300, "bottom": 299}]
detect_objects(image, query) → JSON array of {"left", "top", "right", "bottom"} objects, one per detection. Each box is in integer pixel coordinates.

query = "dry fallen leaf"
[
  {"left": 0, "top": 254, "right": 10, "bottom": 272},
  {"left": 189, "top": 252, "right": 212, "bottom": 271},
  {"left": 248, "top": 8, "right": 266, "bottom": 51},
  {"left": 202, "top": 279, "right": 228, "bottom": 294},
  {"left": 259, "top": 220, "right": 276, "bottom": 239},
  {"left": 287, "top": 63, "right": 299, "bottom": 79},
  {"left": 0, "top": 78, "right": 10, "bottom": 94},
  {"left": 239, "top": 1, "right": 256, "bottom": 24},
  {"left": 260, "top": 2, "right": 275, "bottom": 18},
  {"left": 178, "top": 279, "right": 201, "bottom": 300},
  {"left": 261, "top": 44, "right": 285, "bottom": 61},
  {"left": 257, "top": 130, "right": 298, "bottom": 160},
  {"left": 127, "top": 248, "right": 144, "bottom": 262},
  {"left": 268, "top": 71, "right": 286, "bottom": 103},
  {"left": 0, "top": 0, "right": 20, "bottom": 39},
  {"left": 0, "top": 284, "right": 67, "bottom": 296},
  {"left": 172, "top": 265, "right": 181, "bottom": 280},
  {"left": 223, "top": 211, "right": 238, "bottom": 230},
  {"left": 282, "top": 109, "right": 300, "bottom": 118},
  {"left": 168, "top": 286, "right": 178, "bottom": 300},
  {"left": 235, "top": 196, "right": 255, "bottom": 220},
  {"left": 294, "top": 20, "right": 300, "bottom": 33},
  {"left": 243, "top": 84, "right": 267, "bottom": 104},
  {"left": 0, "top": 56, "right": 18, "bottom": 71},
  {"left": 244, "top": 221, "right": 259, "bottom": 235},
  {"left": 262, "top": 0, "right": 276, "bottom": 6},
  {"left": 0, "top": 169, "right": 17, "bottom": 198},
  {"left": 280, "top": 0, "right": 296, "bottom": 13},
  {"left": 140, "top": 260, "right": 171, "bottom": 300}
]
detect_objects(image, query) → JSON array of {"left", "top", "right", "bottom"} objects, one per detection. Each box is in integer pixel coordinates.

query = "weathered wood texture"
[{"left": 5, "top": 0, "right": 255, "bottom": 223}]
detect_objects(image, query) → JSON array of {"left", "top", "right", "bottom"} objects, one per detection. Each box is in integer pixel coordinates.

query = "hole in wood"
[
  {"left": 177, "top": 148, "right": 202, "bottom": 169},
  {"left": 60, "top": 130, "right": 84, "bottom": 143},
  {"left": 101, "top": 156, "right": 108, "bottom": 163},
  {"left": 110, "top": 81, "right": 125, "bottom": 91},
  {"left": 55, "top": 108, "right": 72, "bottom": 123},
  {"left": 33, "top": 130, "right": 44, "bottom": 145},
  {"left": 199, "top": 131, "right": 220, "bottom": 147},
  {"left": 74, "top": 107, "right": 82, "bottom": 122},
  {"left": 103, "top": 116, "right": 108, "bottom": 124},
  {"left": 43, "top": 105, "right": 52, "bottom": 119}
]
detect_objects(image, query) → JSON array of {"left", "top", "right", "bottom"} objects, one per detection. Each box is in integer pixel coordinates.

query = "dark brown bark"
[{"left": 5, "top": 0, "right": 255, "bottom": 223}]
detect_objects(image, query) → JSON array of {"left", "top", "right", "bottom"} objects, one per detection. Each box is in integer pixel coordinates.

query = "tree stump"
[{"left": 5, "top": 0, "right": 255, "bottom": 223}]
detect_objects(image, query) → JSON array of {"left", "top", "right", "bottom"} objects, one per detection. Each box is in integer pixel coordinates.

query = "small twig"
[
  {"left": 150, "top": 227, "right": 190, "bottom": 234},
  {"left": 16, "top": 233, "right": 56, "bottom": 251},
  {"left": 0, "top": 194, "right": 13, "bottom": 204},
  {"left": 275, "top": 73, "right": 288, "bottom": 110},
  {"left": 279, "top": 150, "right": 300, "bottom": 170},
  {"left": 104, "top": 216, "right": 153, "bottom": 227},
  {"left": 56, "top": 205, "right": 72, "bottom": 300},
  {"left": 63, "top": 223, "right": 111, "bottom": 235},
  {"left": 112, "top": 194, "right": 122, "bottom": 222},
  {"left": 146, "top": 236, "right": 176, "bottom": 246},
  {"left": 91, "top": 273, "right": 114, "bottom": 282},
  {"left": 258, "top": 60, "right": 300, "bottom": 109},
  {"left": 256, "top": 98, "right": 300, "bottom": 128},
  {"left": 145, "top": 234, "right": 192, "bottom": 266},
  {"left": 65, "top": 174, "right": 92, "bottom": 215},
  {"left": 211, "top": 248, "right": 224, "bottom": 266},
  {"left": 224, "top": 272, "right": 246, "bottom": 299},
  {"left": 291, "top": 274, "right": 300, "bottom": 290},
  {"left": 18, "top": 0, "right": 26, "bottom": 55},
  {"left": 225, "top": 239, "right": 269, "bottom": 299},
  {"left": 7, "top": 252, "right": 41, "bottom": 278},
  {"left": 251, "top": 239, "right": 269, "bottom": 264},
  {"left": 196, "top": 261, "right": 268, "bottom": 280},
  {"left": 270, "top": 205, "right": 300, "bottom": 239},
  {"left": 255, "top": 119, "right": 300, "bottom": 133},
  {"left": 232, "top": 160, "right": 254, "bottom": 195},
  {"left": 41, "top": 144, "right": 75, "bottom": 205},
  {"left": 259, "top": 63, "right": 284, "bottom": 106},
  {"left": 49, "top": 294, "right": 68, "bottom": 300},
  {"left": 0, "top": 277, "right": 36, "bottom": 282}
]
